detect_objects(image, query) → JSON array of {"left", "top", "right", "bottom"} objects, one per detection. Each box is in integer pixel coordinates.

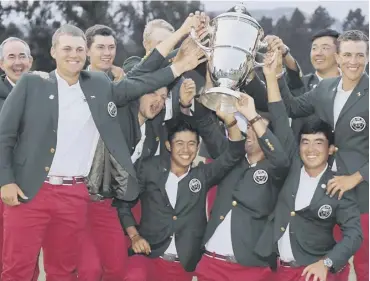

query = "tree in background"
[
  {"left": 343, "top": 8, "right": 369, "bottom": 35},
  {"left": 259, "top": 16, "right": 273, "bottom": 35},
  {"left": 309, "top": 6, "right": 335, "bottom": 33}
]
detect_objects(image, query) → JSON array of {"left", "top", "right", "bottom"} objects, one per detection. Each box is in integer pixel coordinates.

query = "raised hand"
[
  {"left": 111, "top": 65, "right": 125, "bottom": 82},
  {"left": 180, "top": 11, "right": 208, "bottom": 36},
  {"left": 172, "top": 36, "right": 208, "bottom": 74},
  {"left": 180, "top": 78, "right": 196, "bottom": 107},
  {"left": 262, "top": 50, "right": 283, "bottom": 77},
  {"left": 235, "top": 92, "right": 258, "bottom": 120}
]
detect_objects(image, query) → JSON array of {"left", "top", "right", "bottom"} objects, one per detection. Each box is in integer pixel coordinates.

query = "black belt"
[{"left": 204, "top": 250, "right": 237, "bottom": 263}]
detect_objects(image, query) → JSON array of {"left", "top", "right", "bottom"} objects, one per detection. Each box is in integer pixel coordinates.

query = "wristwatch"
[
  {"left": 323, "top": 257, "right": 333, "bottom": 269},
  {"left": 282, "top": 45, "right": 290, "bottom": 58}
]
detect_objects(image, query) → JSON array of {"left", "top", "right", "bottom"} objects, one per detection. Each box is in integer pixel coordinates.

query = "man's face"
[
  {"left": 50, "top": 35, "right": 86, "bottom": 77},
  {"left": 145, "top": 28, "right": 173, "bottom": 52},
  {"left": 310, "top": 36, "right": 338, "bottom": 73},
  {"left": 166, "top": 131, "right": 199, "bottom": 169},
  {"left": 300, "top": 133, "right": 333, "bottom": 171},
  {"left": 139, "top": 87, "right": 168, "bottom": 119},
  {"left": 87, "top": 35, "right": 116, "bottom": 71},
  {"left": 0, "top": 40, "right": 33, "bottom": 83},
  {"left": 244, "top": 119, "right": 269, "bottom": 155},
  {"left": 336, "top": 40, "right": 368, "bottom": 82}
]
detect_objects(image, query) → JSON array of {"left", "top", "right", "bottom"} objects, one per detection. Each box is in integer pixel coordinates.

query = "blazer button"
[
  {"left": 172, "top": 216, "right": 177, "bottom": 221},
  {"left": 50, "top": 148, "right": 55, "bottom": 154},
  {"left": 45, "top": 167, "right": 50, "bottom": 172},
  {"left": 290, "top": 211, "right": 296, "bottom": 217},
  {"left": 280, "top": 227, "right": 285, "bottom": 232},
  {"left": 220, "top": 215, "right": 225, "bottom": 220},
  {"left": 232, "top": 201, "right": 237, "bottom": 207}
]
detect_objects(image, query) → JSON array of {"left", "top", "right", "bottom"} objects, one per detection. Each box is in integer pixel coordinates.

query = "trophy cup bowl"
[{"left": 192, "top": 4, "right": 267, "bottom": 113}]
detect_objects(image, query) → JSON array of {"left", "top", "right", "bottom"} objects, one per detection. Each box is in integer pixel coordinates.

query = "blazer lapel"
[
  {"left": 327, "top": 78, "right": 341, "bottom": 128},
  {"left": 79, "top": 71, "right": 102, "bottom": 127},
  {"left": 48, "top": 71, "right": 59, "bottom": 131},
  {"left": 336, "top": 73, "right": 369, "bottom": 126},
  {"left": 158, "top": 156, "right": 172, "bottom": 207}
]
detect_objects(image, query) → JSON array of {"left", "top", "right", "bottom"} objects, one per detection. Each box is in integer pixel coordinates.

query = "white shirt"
[
  {"left": 278, "top": 164, "right": 328, "bottom": 262},
  {"left": 164, "top": 170, "right": 189, "bottom": 256},
  {"left": 164, "top": 91, "right": 173, "bottom": 121},
  {"left": 206, "top": 210, "right": 234, "bottom": 255},
  {"left": 6, "top": 76, "right": 15, "bottom": 87},
  {"left": 48, "top": 71, "right": 100, "bottom": 177},
  {"left": 332, "top": 79, "right": 353, "bottom": 171},
  {"left": 131, "top": 123, "right": 146, "bottom": 164}
]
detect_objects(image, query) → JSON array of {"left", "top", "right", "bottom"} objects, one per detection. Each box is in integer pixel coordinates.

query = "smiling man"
[
  {"left": 0, "top": 37, "right": 33, "bottom": 109},
  {"left": 274, "top": 29, "right": 369, "bottom": 281}
]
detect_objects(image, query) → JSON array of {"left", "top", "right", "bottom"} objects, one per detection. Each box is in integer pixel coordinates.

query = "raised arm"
[
  {"left": 263, "top": 51, "right": 299, "bottom": 160},
  {"left": 113, "top": 37, "right": 207, "bottom": 107}
]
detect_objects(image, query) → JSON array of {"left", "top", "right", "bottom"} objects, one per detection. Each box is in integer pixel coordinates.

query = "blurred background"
[{"left": 0, "top": 0, "right": 368, "bottom": 75}]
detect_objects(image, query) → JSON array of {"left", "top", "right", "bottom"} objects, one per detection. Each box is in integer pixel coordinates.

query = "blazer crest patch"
[
  {"left": 107, "top": 101, "right": 117, "bottom": 117},
  {"left": 350, "top": 116, "right": 366, "bottom": 132},
  {"left": 318, "top": 204, "right": 332, "bottom": 219},
  {"left": 253, "top": 169, "right": 268, "bottom": 185},
  {"left": 189, "top": 178, "right": 202, "bottom": 193}
]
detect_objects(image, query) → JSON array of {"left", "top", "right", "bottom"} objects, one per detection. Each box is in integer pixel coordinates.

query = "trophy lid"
[{"left": 215, "top": 3, "right": 260, "bottom": 27}]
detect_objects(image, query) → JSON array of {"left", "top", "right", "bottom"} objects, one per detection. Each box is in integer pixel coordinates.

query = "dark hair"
[
  {"left": 336, "top": 30, "right": 369, "bottom": 54},
  {"left": 311, "top": 29, "right": 340, "bottom": 42},
  {"left": 299, "top": 120, "right": 334, "bottom": 146},
  {"left": 167, "top": 119, "right": 200, "bottom": 144},
  {"left": 85, "top": 24, "right": 116, "bottom": 49}
]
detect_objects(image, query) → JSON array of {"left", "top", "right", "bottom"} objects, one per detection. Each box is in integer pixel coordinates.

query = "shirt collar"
[
  {"left": 315, "top": 68, "right": 342, "bottom": 82},
  {"left": 6, "top": 76, "right": 16, "bottom": 87},
  {"left": 302, "top": 163, "right": 328, "bottom": 180},
  {"left": 55, "top": 69, "right": 80, "bottom": 88},
  {"left": 337, "top": 78, "right": 353, "bottom": 93}
]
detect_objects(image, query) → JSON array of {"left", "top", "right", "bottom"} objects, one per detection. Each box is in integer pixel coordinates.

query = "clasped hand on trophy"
[
  {"left": 215, "top": 92, "right": 257, "bottom": 122},
  {"left": 262, "top": 49, "right": 283, "bottom": 76},
  {"left": 179, "top": 11, "right": 209, "bottom": 38}
]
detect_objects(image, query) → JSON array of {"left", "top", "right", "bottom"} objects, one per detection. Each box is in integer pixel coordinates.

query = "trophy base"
[{"left": 198, "top": 87, "right": 240, "bottom": 113}]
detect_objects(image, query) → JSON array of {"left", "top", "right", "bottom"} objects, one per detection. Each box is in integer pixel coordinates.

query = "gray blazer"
[
  {"left": 278, "top": 73, "right": 369, "bottom": 213},
  {"left": 0, "top": 75, "right": 12, "bottom": 111},
  {"left": 0, "top": 48, "right": 176, "bottom": 201}
]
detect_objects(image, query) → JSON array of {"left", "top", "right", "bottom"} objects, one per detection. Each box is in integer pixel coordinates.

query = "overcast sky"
[{"left": 202, "top": 0, "right": 369, "bottom": 20}]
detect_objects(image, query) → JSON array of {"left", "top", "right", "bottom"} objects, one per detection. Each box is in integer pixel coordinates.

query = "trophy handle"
[
  {"left": 190, "top": 27, "right": 213, "bottom": 58},
  {"left": 254, "top": 40, "right": 268, "bottom": 67}
]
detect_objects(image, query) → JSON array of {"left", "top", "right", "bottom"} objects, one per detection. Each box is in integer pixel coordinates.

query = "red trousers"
[
  {"left": 195, "top": 254, "right": 273, "bottom": 281},
  {"left": 334, "top": 213, "right": 369, "bottom": 281},
  {"left": 2, "top": 182, "right": 89, "bottom": 281},
  {"left": 124, "top": 255, "right": 193, "bottom": 281},
  {"left": 77, "top": 198, "right": 128, "bottom": 281},
  {"left": 272, "top": 263, "right": 349, "bottom": 281}
]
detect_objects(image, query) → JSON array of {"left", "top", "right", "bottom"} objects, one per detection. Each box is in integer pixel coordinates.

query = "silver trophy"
[{"left": 192, "top": 4, "right": 267, "bottom": 113}]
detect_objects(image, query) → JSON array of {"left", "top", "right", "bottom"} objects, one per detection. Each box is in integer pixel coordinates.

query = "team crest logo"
[
  {"left": 318, "top": 204, "right": 332, "bottom": 219},
  {"left": 189, "top": 178, "right": 202, "bottom": 193},
  {"left": 253, "top": 169, "right": 268, "bottom": 185},
  {"left": 350, "top": 116, "right": 366, "bottom": 132},
  {"left": 107, "top": 101, "right": 117, "bottom": 117}
]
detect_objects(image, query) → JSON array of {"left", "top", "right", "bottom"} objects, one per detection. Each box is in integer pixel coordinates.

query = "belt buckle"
[
  {"left": 225, "top": 255, "right": 237, "bottom": 263},
  {"left": 163, "top": 253, "right": 177, "bottom": 262},
  {"left": 48, "top": 176, "right": 64, "bottom": 185}
]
